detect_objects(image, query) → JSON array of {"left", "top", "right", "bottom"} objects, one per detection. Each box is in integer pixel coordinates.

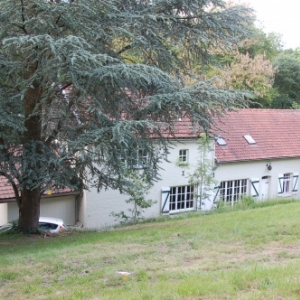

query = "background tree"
[
  {"left": 213, "top": 49, "right": 276, "bottom": 107},
  {"left": 281, "top": 48, "right": 300, "bottom": 60},
  {"left": 271, "top": 55, "right": 300, "bottom": 108},
  {"left": 238, "top": 29, "right": 283, "bottom": 61},
  {"left": 0, "top": 0, "right": 252, "bottom": 233},
  {"left": 206, "top": 25, "right": 282, "bottom": 107}
]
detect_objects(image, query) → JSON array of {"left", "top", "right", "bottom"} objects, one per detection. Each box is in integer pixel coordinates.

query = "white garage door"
[{"left": 7, "top": 194, "right": 77, "bottom": 225}]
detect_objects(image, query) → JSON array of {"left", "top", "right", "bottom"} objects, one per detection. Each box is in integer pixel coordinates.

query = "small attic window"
[
  {"left": 216, "top": 137, "right": 227, "bottom": 146},
  {"left": 244, "top": 134, "right": 256, "bottom": 144}
]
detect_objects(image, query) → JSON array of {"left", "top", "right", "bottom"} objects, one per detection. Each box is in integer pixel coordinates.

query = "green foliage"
[
  {"left": 281, "top": 47, "right": 300, "bottom": 59},
  {"left": 175, "top": 157, "right": 189, "bottom": 168},
  {"left": 187, "top": 134, "right": 216, "bottom": 209},
  {"left": 206, "top": 24, "right": 283, "bottom": 108},
  {"left": 110, "top": 170, "right": 155, "bottom": 224},
  {"left": 239, "top": 29, "right": 283, "bottom": 61},
  {"left": 215, "top": 196, "right": 297, "bottom": 212},
  {"left": 271, "top": 55, "right": 300, "bottom": 108},
  {"left": 271, "top": 96, "right": 294, "bottom": 109},
  {"left": 0, "top": 0, "right": 252, "bottom": 231},
  {"left": 214, "top": 51, "right": 276, "bottom": 107},
  {"left": 233, "top": 195, "right": 256, "bottom": 209}
]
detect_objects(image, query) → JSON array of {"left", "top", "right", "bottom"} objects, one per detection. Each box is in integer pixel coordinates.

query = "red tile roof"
[
  {"left": 0, "top": 177, "right": 15, "bottom": 200},
  {"left": 214, "top": 109, "right": 300, "bottom": 163},
  {"left": 4, "top": 109, "right": 295, "bottom": 198},
  {"left": 0, "top": 176, "right": 75, "bottom": 200},
  {"left": 162, "top": 118, "right": 200, "bottom": 139}
]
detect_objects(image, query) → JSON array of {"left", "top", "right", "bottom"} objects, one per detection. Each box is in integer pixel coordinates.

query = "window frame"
[
  {"left": 137, "top": 148, "right": 148, "bottom": 166},
  {"left": 219, "top": 179, "right": 248, "bottom": 206},
  {"left": 123, "top": 148, "right": 148, "bottom": 169},
  {"left": 179, "top": 149, "right": 189, "bottom": 163},
  {"left": 278, "top": 173, "right": 294, "bottom": 195},
  {"left": 282, "top": 173, "right": 291, "bottom": 194},
  {"left": 169, "top": 185, "right": 195, "bottom": 213}
]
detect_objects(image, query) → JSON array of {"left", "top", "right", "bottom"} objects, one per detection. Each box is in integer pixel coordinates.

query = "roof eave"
[
  {"left": 216, "top": 155, "right": 300, "bottom": 164},
  {"left": 0, "top": 190, "right": 80, "bottom": 203}
]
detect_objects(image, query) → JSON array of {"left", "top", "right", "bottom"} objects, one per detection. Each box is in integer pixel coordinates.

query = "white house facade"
[
  {"left": 82, "top": 137, "right": 215, "bottom": 229},
  {"left": 214, "top": 158, "right": 300, "bottom": 205}
]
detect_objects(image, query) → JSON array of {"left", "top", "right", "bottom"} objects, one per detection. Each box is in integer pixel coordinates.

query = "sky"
[{"left": 244, "top": 0, "right": 300, "bottom": 49}]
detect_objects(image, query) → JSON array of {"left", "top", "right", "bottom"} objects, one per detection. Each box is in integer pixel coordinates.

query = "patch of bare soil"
[
  {"left": 228, "top": 242, "right": 300, "bottom": 264},
  {"left": 177, "top": 241, "right": 300, "bottom": 273}
]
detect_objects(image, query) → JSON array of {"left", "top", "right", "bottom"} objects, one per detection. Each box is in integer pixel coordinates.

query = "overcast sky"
[{"left": 236, "top": 0, "right": 300, "bottom": 49}]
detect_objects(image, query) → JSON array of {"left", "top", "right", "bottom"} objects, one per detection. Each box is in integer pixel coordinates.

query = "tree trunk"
[
  {"left": 19, "top": 65, "right": 43, "bottom": 233},
  {"left": 19, "top": 188, "right": 41, "bottom": 233}
]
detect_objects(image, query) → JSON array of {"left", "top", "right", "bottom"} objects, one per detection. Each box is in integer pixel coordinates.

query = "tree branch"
[
  {"left": 20, "top": 0, "right": 28, "bottom": 34},
  {"left": 117, "top": 44, "right": 132, "bottom": 55},
  {"left": 0, "top": 171, "right": 21, "bottom": 207}
]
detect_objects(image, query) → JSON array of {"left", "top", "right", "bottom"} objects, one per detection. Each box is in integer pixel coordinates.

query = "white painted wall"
[
  {"left": 213, "top": 158, "right": 300, "bottom": 201},
  {"left": 7, "top": 194, "right": 77, "bottom": 225},
  {"left": 77, "top": 191, "right": 86, "bottom": 226},
  {"left": 0, "top": 203, "right": 8, "bottom": 226},
  {"left": 85, "top": 139, "right": 215, "bottom": 229}
]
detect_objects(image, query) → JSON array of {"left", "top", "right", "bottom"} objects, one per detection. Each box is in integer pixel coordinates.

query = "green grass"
[{"left": 1, "top": 199, "right": 300, "bottom": 299}]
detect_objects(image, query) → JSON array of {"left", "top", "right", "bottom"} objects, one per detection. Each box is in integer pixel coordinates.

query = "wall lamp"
[{"left": 266, "top": 162, "right": 272, "bottom": 171}]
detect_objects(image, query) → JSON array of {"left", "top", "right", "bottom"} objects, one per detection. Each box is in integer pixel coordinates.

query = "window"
[
  {"left": 244, "top": 134, "right": 256, "bottom": 144},
  {"left": 138, "top": 148, "right": 148, "bottom": 164},
  {"left": 117, "top": 147, "right": 150, "bottom": 169},
  {"left": 219, "top": 179, "right": 248, "bottom": 205},
  {"left": 169, "top": 185, "right": 194, "bottom": 212},
  {"left": 278, "top": 173, "right": 299, "bottom": 195},
  {"left": 282, "top": 173, "right": 291, "bottom": 193},
  {"left": 216, "top": 137, "right": 227, "bottom": 146},
  {"left": 278, "top": 173, "right": 293, "bottom": 194},
  {"left": 179, "top": 149, "right": 188, "bottom": 162},
  {"left": 132, "top": 148, "right": 148, "bottom": 169}
]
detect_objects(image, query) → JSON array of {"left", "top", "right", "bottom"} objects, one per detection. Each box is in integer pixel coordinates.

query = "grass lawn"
[{"left": 1, "top": 200, "right": 300, "bottom": 299}]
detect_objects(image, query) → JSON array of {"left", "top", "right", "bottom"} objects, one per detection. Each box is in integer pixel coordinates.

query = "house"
[
  {"left": 83, "top": 109, "right": 300, "bottom": 228},
  {"left": 1, "top": 109, "right": 300, "bottom": 229},
  {"left": 213, "top": 109, "right": 300, "bottom": 204}
]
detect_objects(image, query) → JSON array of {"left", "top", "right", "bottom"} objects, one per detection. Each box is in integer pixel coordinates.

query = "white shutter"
[
  {"left": 250, "top": 178, "right": 259, "bottom": 197},
  {"left": 278, "top": 174, "right": 284, "bottom": 194},
  {"left": 293, "top": 172, "right": 299, "bottom": 193},
  {"left": 161, "top": 187, "right": 170, "bottom": 214}
]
